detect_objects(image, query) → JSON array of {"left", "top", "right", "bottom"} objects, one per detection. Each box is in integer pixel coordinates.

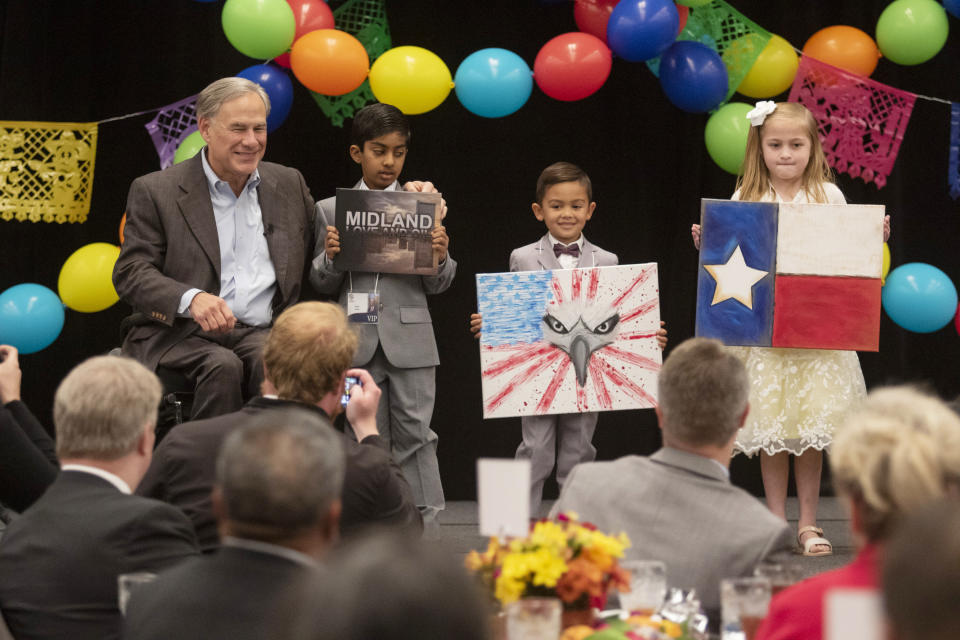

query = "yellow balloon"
[
  {"left": 58, "top": 242, "right": 121, "bottom": 312},
  {"left": 734, "top": 34, "right": 799, "bottom": 99},
  {"left": 882, "top": 242, "right": 891, "bottom": 285},
  {"left": 369, "top": 46, "right": 453, "bottom": 115}
]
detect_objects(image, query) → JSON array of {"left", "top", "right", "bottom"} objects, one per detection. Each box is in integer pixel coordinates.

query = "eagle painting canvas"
[{"left": 476, "top": 264, "right": 662, "bottom": 419}]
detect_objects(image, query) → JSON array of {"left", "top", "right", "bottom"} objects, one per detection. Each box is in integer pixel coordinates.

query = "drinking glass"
[
  {"left": 504, "top": 597, "right": 562, "bottom": 640},
  {"left": 619, "top": 560, "right": 668, "bottom": 615},
  {"left": 720, "top": 577, "right": 771, "bottom": 640},
  {"left": 117, "top": 571, "right": 157, "bottom": 615},
  {"left": 753, "top": 563, "right": 801, "bottom": 596}
]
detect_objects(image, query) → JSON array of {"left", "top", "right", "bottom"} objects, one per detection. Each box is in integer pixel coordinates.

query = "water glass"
[
  {"left": 753, "top": 563, "right": 801, "bottom": 596},
  {"left": 117, "top": 571, "right": 157, "bottom": 615},
  {"left": 619, "top": 560, "right": 668, "bottom": 615},
  {"left": 504, "top": 597, "right": 562, "bottom": 640},
  {"left": 720, "top": 577, "right": 771, "bottom": 640}
]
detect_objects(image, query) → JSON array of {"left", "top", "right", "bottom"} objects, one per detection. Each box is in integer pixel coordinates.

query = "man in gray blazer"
[
  {"left": 113, "top": 77, "right": 314, "bottom": 420},
  {"left": 550, "top": 337, "right": 793, "bottom": 621}
]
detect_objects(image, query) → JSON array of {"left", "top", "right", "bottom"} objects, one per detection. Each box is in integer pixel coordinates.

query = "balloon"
[
  {"left": 573, "top": 0, "right": 618, "bottom": 42},
  {"left": 881, "top": 242, "right": 891, "bottom": 285},
  {"left": 0, "top": 284, "right": 65, "bottom": 354},
  {"left": 946, "top": 0, "right": 960, "bottom": 19},
  {"left": 955, "top": 303, "right": 960, "bottom": 336},
  {"left": 659, "top": 41, "right": 728, "bottom": 113},
  {"left": 237, "top": 63, "right": 294, "bottom": 132},
  {"left": 733, "top": 34, "right": 799, "bottom": 98},
  {"left": 58, "top": 243, "right": 121, "bottom": 313},
  {"left": 290, "top": 29, "right": 369, "bottom": 96},
  {"left": 677, "top": 5, "right": 689, "bottom": 35},
  {"left": 676, "top": 0, "right": 711, "bottom": 5},
  {"left": 606, "top": 0, "right": 679, "bottom": 62},
  {"left": 882, "top": 263, "right": 958, "bottom": 333},
  {"left": 875, "top": 0, "right": 949, "bottom": 66},
  {"left": 119, "top": 212, "right": 126, "bottom": 245},
  {"left": 704, "top": 102, "right": 753, "bottom": 174},
  {"left": 273, "top": 0, "right": 335, "bottom": 68},
  {"left": 454, "top": 49, "right": 533, "bottom": 118},
  {"left": 369, "top": 46, "right": 453, "bottom": 114},
  {"left": 221, "top": 0, "right": 296, "bottom": 60},
  {"left": 533, "top": 32, "right": 612, "bottom": 101},
  {"left": 173, "top": 131, "right": 205, "bottom": 165},
  {"left": 802, "top": 26, "right": 881, "bottom": 77}
]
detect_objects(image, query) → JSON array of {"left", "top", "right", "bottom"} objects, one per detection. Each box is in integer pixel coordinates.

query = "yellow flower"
[{"left": 527, "top": 548, "right": 567, "bottom": 588}]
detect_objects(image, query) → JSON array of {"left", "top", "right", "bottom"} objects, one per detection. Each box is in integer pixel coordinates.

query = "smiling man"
[{"left": 114, "top": 77, "right": 315, "bottom": 420}]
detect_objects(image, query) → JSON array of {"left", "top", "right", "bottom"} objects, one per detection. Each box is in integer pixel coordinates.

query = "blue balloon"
[
  {"left": 237, "top": 64, "right": 294, "bottom": 133},
  {"left": 607, "top": 0, "right": 679, "bottom": 62},
  {"left": 0, "top": 284, "right": 65, "bottom": 354},
  {"left": 882, "top": 263, "right": 958, "bottom": 333},
  {"left": 454, "top": 48, "right": 533, "bottom": 118},
  {"left": 945, "top": 0, "right": 960, "bottom": 18},
  {"left": 658, "top": 41, "right": 728, "bottom": 113}
]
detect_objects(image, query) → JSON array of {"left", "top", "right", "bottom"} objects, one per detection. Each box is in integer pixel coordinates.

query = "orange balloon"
[
  {"left": 119, "top": 212, "right": 126, "bottom": 245},
  {"left": 802, "top": 25, "right": 881, "bottom": 77},
  {"left": 290, "top": 29, "right": 369, "bottom": 96}
]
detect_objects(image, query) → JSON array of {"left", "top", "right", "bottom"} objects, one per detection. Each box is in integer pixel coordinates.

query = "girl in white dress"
[{"left": 692, "top": 102, "right": 890, "bottom": 556}]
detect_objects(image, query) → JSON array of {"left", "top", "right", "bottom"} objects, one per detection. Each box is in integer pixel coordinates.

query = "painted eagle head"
[{"left": 541, "top": 300, "right": 620, "bottom": 387}]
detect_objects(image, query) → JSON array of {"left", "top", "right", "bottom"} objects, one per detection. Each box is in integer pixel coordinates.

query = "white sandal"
[{"left": 798, "top": 525, "right": 833, "bottom": 557}]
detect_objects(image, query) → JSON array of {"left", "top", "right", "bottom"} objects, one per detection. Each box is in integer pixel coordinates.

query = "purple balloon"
[
  {"left": 237, "top": 64, "right": 294, "bottom": 133},
  {"left": 658, "top": 41, "right": 728, "bottom": 113},
  {"left": 606, "top": 0, "right": 679, "bottom": 62}
]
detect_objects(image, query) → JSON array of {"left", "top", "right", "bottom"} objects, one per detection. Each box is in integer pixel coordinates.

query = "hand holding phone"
[{"left": 340, "top": 375, "right": 360, "bottom": 408}]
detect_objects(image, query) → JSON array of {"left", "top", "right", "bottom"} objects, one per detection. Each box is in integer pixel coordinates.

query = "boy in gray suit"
[
  {"left": 471, "top": 162, "right": 666, "bottom": 516},
  {"left": 310, "top": 104, "right": 454, "bottom": 528}
]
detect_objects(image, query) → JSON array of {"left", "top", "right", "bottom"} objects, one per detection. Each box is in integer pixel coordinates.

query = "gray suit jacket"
[
  {"left": 309, "top": 183, "right": 456, "bottom": 368},
  {"left": 509, "top": 233, "right": 618, "bottom": 272},
  {"left": 549, "top": 448, "right": 793, "bottom": 619},
  {"left": 112, "top": 154, "right": 315, "bottom": 370}
]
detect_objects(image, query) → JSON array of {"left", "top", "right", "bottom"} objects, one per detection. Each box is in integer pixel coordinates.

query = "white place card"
[
  {"left": 824, "top": 588, "right": 883, "bottom": 640},
  {"left": 477, "top": 458, "right": 531, "bottom": 538}
]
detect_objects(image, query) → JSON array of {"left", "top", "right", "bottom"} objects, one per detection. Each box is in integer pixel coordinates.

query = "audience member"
[
  {"left": 0, "top": 356, "right": 199, "bottom": 640},
  {"left": 291, "top": 534, "right": 490, "bottom": 640},
  {"left": 754, "top": 386, "right": 960, "bottom": 640},
  {"left": 137, "top": 301, "right": 421, "bottom": 550},
  {"left": 113, "top": 76, "right": 315, "bottom": 420},
  {"left": 0, "top": 345, "right": 57, "bottom": 516},
  {"left": 123, "top": 412, "right": 344, "bottom": 640},
  {"left": 549, "top": 337, "right": 793, "bottom": 622},
  {"left": 883, "top": 499, "right": 960, "bottom": 640}
]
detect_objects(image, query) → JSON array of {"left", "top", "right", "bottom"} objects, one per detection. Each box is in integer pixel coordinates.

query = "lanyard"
[{"left": 348, "top": 272, "right": 380, "bottom": 294}]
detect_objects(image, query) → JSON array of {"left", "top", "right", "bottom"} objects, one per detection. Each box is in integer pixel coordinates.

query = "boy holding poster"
[
  {"left": 471, "top": 162, "right": 666, "bottom": 516},
  {"left": 310, "top": 103, "right": 455, "bottom": 530}
]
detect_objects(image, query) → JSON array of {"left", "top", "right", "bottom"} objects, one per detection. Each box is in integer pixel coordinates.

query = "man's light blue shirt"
[{"left": 177, "top": 150, "right": 276, "bottom": 326}]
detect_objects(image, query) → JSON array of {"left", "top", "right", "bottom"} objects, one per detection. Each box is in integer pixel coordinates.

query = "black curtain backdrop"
[{"left": 3, "top": 0, "right": 959, "bottom": 500}]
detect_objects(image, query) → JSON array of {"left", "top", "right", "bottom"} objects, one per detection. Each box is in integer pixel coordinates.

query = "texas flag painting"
[{"left": 695, "top": 199, "right": 885, "bottom": 351}]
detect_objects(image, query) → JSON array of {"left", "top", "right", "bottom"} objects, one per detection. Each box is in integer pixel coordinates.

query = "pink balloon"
[
  {"left": 534, "top": 32, "right": 612, "bottom": 101},
  {"left": 273, "top": 0, "right": 335, "bottom": 68}
]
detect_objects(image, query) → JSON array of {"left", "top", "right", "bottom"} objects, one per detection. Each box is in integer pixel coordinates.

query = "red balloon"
[
  {"left": 573, "top": 0, "right": 619, "bottom": 42},
  {"left": 955, "top": 303, "right": 960, "bottom": 336},
  {"left": 534, "top": 32, "right": 612, "bottom": 101},
  {"left": 273, "top": 0, "right": 335, "bottom": 68},
  {"left": 677, "top": 4, "right": 688, "bottom": 35}
]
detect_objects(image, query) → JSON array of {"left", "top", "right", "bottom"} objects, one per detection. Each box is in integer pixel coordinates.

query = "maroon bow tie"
[{"left": 553, "top": 243, "right": 581, "bottom": 259}]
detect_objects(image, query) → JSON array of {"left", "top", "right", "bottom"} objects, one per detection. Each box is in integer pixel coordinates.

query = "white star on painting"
[{"left": 704, "top": 245, "right": 768, "bottom": 309}]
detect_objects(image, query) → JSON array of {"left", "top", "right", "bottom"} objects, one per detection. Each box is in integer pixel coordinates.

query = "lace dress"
[{"left": 731, "top": 185, "right": 867, "bottom": 456}]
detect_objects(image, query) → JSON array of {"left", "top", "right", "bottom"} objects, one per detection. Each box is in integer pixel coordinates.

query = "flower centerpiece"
[{"left": 465, "top": 512, "right": 631, "bottom": 618}]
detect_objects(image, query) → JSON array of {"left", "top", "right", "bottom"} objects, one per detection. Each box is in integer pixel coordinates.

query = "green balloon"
[
  {"left": 173, "top": 131, "right": 206, "bottom": 165},
  {"left": 222, "top": 0, "right": 296, "bottom": 60},
  {"left": 876, "top": 0, "right": 949, "bottom": 65},
  {"left": 676, "top": 0, "right": 713, "bottom": 6},
  {"left": 704, "top": 102, "right": 753, "bottom": 175}
]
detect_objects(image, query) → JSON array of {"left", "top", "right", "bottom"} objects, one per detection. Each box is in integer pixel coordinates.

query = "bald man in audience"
[
  {"left": 137, "top": 301, "right": 421, "bottom": 549},
  {"left": 123, "top": 412, "right": 344, "bottom": 640},
  {"left": 550, "top": 337, "right": 793, "bottom": 622},
  {"left": 0, "top": 356, "right": 199, "bottom": 640}
]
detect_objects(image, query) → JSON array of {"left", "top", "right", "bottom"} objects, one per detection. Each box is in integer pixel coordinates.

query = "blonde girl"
[{"left": 691, "top": 101, "right": 890, "bottom": 556}]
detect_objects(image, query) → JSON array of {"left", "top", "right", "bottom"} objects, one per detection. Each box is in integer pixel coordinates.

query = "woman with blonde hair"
[{"left": 754, "top": 386, "right": 960, "bottom": 640}]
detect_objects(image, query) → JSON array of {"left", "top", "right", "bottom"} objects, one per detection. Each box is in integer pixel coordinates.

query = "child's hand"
[
  {"left": 403, "top": 180, "right": 448, "bottom": 219},
  {"left": 432, "top": 225, "right": 449, "bottom": 262},
  {"left": 691, "top": 224, "right": 701, "bottom": 250},
  {"left": 0, "top": 344, "right": 22, "bottom": 404},
  {"left": 325, "top": 225, "right": 341, "bottom": 261},
  {"left": 470, "top": 313, "right": 483, "bottom": 339},
  {"left": 657, "top": 320, "right": 667, "bottom": 351},
  {"left": 883, "top": 215, "right": 890, "bottom": 242}
]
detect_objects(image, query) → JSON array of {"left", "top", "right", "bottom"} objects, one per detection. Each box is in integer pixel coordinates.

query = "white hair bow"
[{"left": 746, "top": 101, "right": 777, "bottom": 127}]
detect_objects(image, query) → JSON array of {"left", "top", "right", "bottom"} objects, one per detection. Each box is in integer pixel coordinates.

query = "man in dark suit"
[
  {"left": 0, "top": 356, "right": 200, "bottom": 640},
  {"left": 550, "top": 338, "right": 793, "bottom": 622},
  {"left": 123, "top": 409, "right": 345, "bottom": 640},
  {"left": 137, "top": 301, "right": 422, "bottom": 550},
  {"left": 113, "top": 76, "right": 315, "bottom": 420}
]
